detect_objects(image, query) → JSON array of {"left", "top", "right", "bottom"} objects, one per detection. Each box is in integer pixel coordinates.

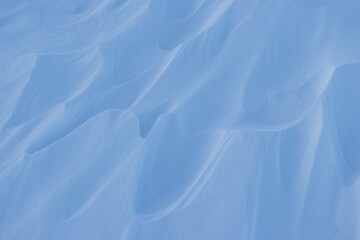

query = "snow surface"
[{"left": 1, "top": 0, "right": 360, "bottom": 239}]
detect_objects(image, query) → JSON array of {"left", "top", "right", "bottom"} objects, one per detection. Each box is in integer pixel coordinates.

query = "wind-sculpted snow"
[{"left": 0, "top": 0, "right": 360, "bottom": 239}]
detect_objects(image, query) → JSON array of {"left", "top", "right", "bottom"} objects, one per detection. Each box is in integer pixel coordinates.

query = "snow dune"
[{"left": 1, "top": 0, "right": 360, "bottom": 239}]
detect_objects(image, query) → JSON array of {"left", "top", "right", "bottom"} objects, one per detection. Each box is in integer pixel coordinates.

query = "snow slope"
[{"left": 1, "top": 0, "right": 360, "bottom": 239}]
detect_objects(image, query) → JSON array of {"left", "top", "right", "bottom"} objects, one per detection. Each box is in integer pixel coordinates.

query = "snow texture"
[{"left": 1, "top": 0, "right": 360, "bottom": 239}]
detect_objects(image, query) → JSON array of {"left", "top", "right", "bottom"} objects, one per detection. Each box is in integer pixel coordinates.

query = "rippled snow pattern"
[{"left": 1, "top": 0, "right": 360, "bottom": 239}]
